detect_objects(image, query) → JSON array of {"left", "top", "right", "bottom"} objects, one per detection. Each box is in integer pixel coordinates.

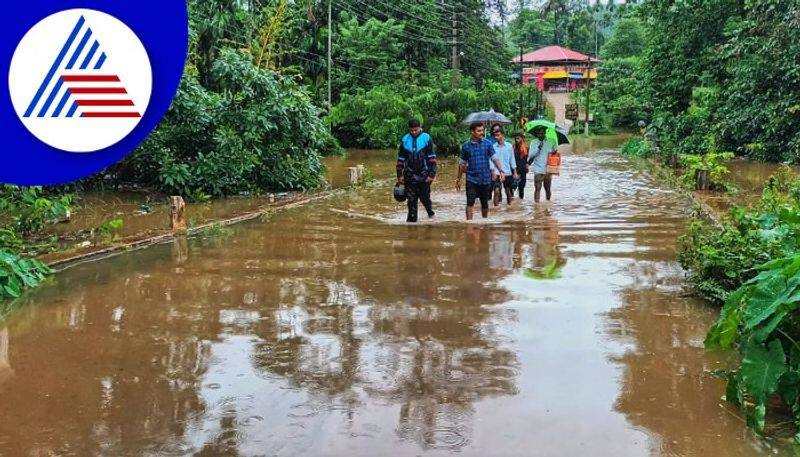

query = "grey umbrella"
[{"left": 461, "top": 109, "right": 512, "bottom": 126}]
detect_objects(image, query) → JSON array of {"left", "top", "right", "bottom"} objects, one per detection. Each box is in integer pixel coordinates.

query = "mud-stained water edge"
[{"left": 0, "top": 139, "right": 790, "bottom": 456}]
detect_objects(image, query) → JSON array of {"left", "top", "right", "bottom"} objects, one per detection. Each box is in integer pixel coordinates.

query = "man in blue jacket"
[{"left": 396, "top": 119, "right": 437, "bottom": 223}]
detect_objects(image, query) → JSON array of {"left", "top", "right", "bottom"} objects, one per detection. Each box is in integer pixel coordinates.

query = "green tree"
[
  {"left": 600, "top": 17, "right": 644, "bottom": 59},
  {"left": 716, "top": 0, "right": 800, "bottom": 162},
  {"left": 333, "top": 15, "right": 406, "bottom": 96},
  {"left": 507, "top": 9, "right": 555, "bottom": 51}
]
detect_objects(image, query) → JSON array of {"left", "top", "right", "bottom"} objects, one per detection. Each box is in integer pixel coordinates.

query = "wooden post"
[
  {"left": 668, "top": 153, "right": 679, "bottom": 169},
  {"left": 171, "top": 196, "right": 187, "bottom": 234},
  {"left": 356, "top": 164, "right": 365, "bottom": 180}
]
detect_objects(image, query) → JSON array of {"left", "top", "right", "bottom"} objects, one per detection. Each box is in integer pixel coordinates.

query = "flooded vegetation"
[{"left": 0, "top": 142, "right": 791, "bottom": 456}]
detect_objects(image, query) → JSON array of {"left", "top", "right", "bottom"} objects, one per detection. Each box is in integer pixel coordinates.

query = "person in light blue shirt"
[
  {"left": 527, "top": 126, "right": 558, "bottom": 202},
  {"left": 489, "top": 125, "right": 518, "bottom": 206}
]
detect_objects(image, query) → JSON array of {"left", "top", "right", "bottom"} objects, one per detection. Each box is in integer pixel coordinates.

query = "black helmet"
[{"left": 393, "top": 184, "right": 407, "bottom": 202}]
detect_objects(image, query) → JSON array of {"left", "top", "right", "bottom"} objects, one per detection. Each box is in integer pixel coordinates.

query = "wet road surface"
[{"left": 0, "top": 142, "right": 791, "bottom": 456}]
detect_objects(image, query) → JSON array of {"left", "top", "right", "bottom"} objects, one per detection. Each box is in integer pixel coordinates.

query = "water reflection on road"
[{"left": 0, "top": 144, "right": 791, "bottom": 456}]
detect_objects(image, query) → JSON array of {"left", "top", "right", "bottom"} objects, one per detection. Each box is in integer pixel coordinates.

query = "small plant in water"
[{"left": 96, "top": 218, "right": 124, "bottom": 242}]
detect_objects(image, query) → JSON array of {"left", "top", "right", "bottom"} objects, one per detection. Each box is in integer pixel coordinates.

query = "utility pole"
[
  {"left": 451, "top": 3, "right": 460, "bottom": 87},
  {"left": 518, "top": 44, "right": 524, "bottom": 119},
  {"left": 584, "top": 57, "right": 591, "bottom": 136},
  {"left": 327, "top": 0, "right": 332, "bottom": 126},
  {"left": 594, "top": 7, "right": 599, "bottom": 58}
]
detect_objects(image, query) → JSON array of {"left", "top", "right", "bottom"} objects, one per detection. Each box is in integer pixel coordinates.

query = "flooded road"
[{"left": 0, "top": 142, "right": 790, "bottom": 456}]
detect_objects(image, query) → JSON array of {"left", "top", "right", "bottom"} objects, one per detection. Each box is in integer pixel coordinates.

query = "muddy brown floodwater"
[{"left": 0, "top": 139, "right": 793, "bottom": 456}]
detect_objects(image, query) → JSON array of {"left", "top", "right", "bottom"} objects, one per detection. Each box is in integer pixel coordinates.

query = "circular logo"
[
  {"left": 9, "top": 9, "right": 152, "bottom": 153},
  {"left": 1, "top": 1, "right": 187, "bottom": 186}
]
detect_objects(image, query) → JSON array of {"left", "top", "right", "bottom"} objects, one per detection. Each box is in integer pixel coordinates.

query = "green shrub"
[
  {"left": 706, "top": 255, "right": 800, "bottom": 437},
  {"left": 0, "top": 186, "right": 71, "bottom": 236},
  {"left": 679, "top": 169, "right": 800, "bottom": 303},
  {"left": 97, "top": 218, "right": 124, "bottom": 242},
  {"left": 678, "top": 149, "right": 734, "bottom": 191},
  {"left": 679, "top": 219, "right": 785, "bottom": 303},
  {"left": 0, "top": 249, "right": 51, "bottom": 300},
  {"left": 118, "top": 50, "right": 338, "bottom": 197},
  {"left": 620, "top": 138, "right": 655, "bottom": 158}
]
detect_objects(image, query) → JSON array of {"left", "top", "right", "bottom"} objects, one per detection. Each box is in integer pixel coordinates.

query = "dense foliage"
[
  {"left": 109, "top": 0, "right": 337, "bottom": 197},
  {"left": 596, "top": 0, "right": 800, "bottom": 162},
  {"left": 706, "top": 254, "right": 800, "bottom": 436},
  {"left": 120, "top": 51, "right": 331, "bottom": 197},
  {"left": 0, "top": 186, "right": 65, "bottom": 301},
  {"left": 681, "top": 170, "right": 800, "bottom": 436},
  {"left": 330, "top": 74, "right": 523, "bottom": 152}
]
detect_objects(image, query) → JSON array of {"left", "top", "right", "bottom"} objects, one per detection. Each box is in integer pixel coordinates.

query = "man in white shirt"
[
  {"left": 489, "top": 125, "right": 518, "bottom": 206},
  {"left": 527, "top": 126, "right": 558, "bottom": 202}
]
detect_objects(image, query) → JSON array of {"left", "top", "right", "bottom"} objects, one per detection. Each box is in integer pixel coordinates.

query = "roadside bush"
[
  {"left": 118, "top": 50, "right": 337, "bottom": 197},
  {"left": 706, "top": 254, "right": 800, "bottom": 437},
  {"left": 0, "top": 250, "right": 51, "bottom": 300},
  {"left": 620, "top": 138, "right": 654, "bottom": 158},
  {"left": 0, "top": 186, "right": 71, "bottom": 236},
  {"left": 683, "top": 168, "right": 800, "bottom": 436},
  {"left": 679, "top": 218, "right": 785, "bottom": 304},
  {"left": 678, "top": 149, "right": 734, "bottom": 191},
  {"left": 679, "top": 169, "right": 800, "bottom": 303}
]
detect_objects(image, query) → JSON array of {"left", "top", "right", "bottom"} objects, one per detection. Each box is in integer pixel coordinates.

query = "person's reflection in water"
[
  {"left": 396, "top": 225, "right": 439, "bottom": 304},
  {"left": 529, "top": 209, "right": 565, "bottom": 271},
  {"left": 489, "top": 229, "right": 515, "bottom": 271},
  {"left": 362, "top": 224, "right": 520, "bottom": 450}
]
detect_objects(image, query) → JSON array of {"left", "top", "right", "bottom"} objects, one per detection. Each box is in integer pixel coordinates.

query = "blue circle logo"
[{"left": 2, "top": 1, "right": 188, "bottom": 185}]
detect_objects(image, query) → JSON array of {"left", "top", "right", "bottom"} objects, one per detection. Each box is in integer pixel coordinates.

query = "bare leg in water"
[{"left": 534, "top": 174, "right": 553, "bottom": 202}]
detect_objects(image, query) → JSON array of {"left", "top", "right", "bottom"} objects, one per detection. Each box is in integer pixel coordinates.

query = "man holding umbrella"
[
  {"left": 456, "top": 122, "right": 506, "bottom": 220},
  {"left": 527, "top": 125, "right": 559, "bottom": 202}
]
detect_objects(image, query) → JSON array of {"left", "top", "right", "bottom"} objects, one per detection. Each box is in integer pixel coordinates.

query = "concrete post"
[{"left": 348, "top": 167, "right": 359, "bottom": 185}]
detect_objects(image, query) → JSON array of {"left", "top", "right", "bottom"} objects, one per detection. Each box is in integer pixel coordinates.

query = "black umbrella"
[{"left": 462, "top": 109, "right": 512, "bottom": 126}]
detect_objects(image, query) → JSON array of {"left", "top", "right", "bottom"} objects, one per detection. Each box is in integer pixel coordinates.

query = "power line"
[{"left": 331, "top": 0, "right": 453, "bottom": 46}]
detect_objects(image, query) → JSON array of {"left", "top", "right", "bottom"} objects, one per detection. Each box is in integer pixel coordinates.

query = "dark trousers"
[
  {"left": 406, "top": 181, "right": 433, "bottom": 222},
  {"left": 517, "top": 173, "right": 528, "bottom": 199}
]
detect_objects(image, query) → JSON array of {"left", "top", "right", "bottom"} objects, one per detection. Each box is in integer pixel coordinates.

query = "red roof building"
[
  {"left": 512, "top": 45, "right": 598, "bottom": 92},
  {"left": 512, "top": 45, "right": 599, "bottom": 65}
]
